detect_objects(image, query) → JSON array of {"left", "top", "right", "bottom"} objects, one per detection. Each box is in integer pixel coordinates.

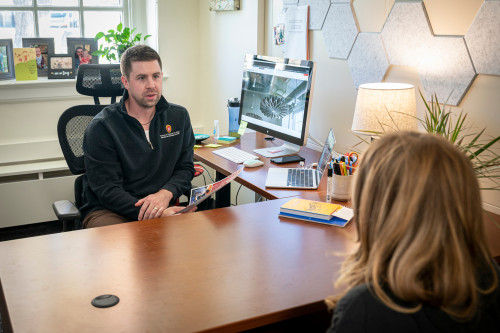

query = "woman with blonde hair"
[{"left": 327, "top": 132, "right": 499, "bottom": 332}]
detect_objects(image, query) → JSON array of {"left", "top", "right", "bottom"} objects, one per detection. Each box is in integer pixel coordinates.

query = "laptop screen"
[{"left": 316, "top": 129, "right": 335, "bottom": 179}]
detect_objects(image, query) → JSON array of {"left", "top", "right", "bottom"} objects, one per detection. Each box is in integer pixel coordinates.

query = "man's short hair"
[{"left": 120, "top": 45, "right": 162, "bottom": 79}]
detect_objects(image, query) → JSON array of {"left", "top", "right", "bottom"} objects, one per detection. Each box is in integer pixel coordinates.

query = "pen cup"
[{"left": 331, "top": 174, "right": 353, "bottom": 201}]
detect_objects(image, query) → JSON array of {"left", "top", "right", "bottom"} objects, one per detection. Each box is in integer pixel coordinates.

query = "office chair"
[{"left": 53, "top": 64, "right": 124, "bottom": 231}]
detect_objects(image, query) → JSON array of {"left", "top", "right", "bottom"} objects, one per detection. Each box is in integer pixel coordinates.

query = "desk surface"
[
  {"left": 2, "top": 131, "right": 499, "bottom": 332},
  {"left": 0, "top": 199, "right": 357, "bottom": 333},
  {"left": 194, "top": 132, "right": 329, "bottom": 200}
]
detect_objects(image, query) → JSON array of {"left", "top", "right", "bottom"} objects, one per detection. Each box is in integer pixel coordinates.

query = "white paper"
[
  {"left": 333, "top": 206, "right": 354, "bottom": 222},
  {"left": 284, "top": 5, "right": 309, "bottom": 60}
]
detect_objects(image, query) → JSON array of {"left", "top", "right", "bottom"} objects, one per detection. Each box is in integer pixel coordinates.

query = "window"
[{"left": 0, "top": 0, "right": 128, "bottom": 54}]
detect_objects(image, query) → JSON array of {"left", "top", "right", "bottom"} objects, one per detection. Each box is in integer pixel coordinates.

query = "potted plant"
[
  {"left": 92, "top": 23, "right": 151, "bottom": 62},
  {"left": 418, "top": 91, "right": 500, "bottom": 189}
]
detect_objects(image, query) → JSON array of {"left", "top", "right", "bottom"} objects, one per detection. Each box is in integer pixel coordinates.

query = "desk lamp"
[{"left": 351, "top": 83, "right": 418, "bottom": 137}]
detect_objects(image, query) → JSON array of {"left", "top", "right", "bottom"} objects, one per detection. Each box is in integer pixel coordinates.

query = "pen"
[{"left": 327, "top": 165, "right": 332, "bottom": 202}]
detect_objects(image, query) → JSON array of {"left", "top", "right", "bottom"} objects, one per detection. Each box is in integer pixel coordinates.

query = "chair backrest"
[
  {"left": 57, "top": 105, "right": 106, "bottom": 175},
  {"left": 76, "top": 64, "right": 124, "bottom": 105},
  {"left": 58, "top": 64, "right": 124, "bottom": 175}
]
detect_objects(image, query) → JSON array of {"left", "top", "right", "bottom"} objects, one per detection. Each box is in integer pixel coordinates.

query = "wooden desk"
[
  {"left": 194, "top": 132, "right": 329, "bottom": 206},
  {"left": 0, "top": 199, "right": 357, "bottom": 333}
]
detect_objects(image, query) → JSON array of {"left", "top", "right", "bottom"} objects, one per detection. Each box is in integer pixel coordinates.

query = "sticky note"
[
  {"left": 204, "top": 144, "right": 222, "bottom": 148},
  {"left": 238, "top": 121, "right": 248, "bottom": 136}
]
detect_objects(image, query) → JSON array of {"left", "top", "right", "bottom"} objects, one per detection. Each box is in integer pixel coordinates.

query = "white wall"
[
  {"left": 157, "top": 0, "right": 202, "bottom": 130},
  {"left": 197, "top": 0, "right": 264, "bottom": 134}
]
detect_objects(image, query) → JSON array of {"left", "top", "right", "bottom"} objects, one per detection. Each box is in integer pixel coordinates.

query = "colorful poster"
[{"left": 13, "top": 48, "right": 37, "bottom": 81}]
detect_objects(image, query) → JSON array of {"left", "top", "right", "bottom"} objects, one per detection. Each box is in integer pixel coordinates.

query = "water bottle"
[
  {"left": 213, "top": 120, "right": 220, "bottom": 143},
  {"left": 228, "top": 98, "right": 240, "bottom": 138}
]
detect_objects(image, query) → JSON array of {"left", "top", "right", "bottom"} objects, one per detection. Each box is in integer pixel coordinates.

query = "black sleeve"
[
  {"left": 160, "top": 109, "right": 195, "bottom": 199},
  {"left": 83, "top": 120, "right": 141, "bottom": 220}
]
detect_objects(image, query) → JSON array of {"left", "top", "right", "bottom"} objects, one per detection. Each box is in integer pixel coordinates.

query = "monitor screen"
[{"left": 239, "top": 54, "right": 316, "bottom": 157}]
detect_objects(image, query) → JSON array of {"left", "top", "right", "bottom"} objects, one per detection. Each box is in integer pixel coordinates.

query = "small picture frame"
[
  {"left": 274, "top": 24, "right": 285, "bottom": 45},
  {"left": 48, "top": 54, "right": 75, "bottom": 79},
  {"left": 209, "top": 0, "right": 240, "bottom": 11},
  {"left": 66, "top": 37, "right": 98, "bottom": 70},
  {"left": 0, "top": 39, "right": 15, "bottom": 80},
  {"left": 22, "top": 38, "right": 55, "bottom": 77}
]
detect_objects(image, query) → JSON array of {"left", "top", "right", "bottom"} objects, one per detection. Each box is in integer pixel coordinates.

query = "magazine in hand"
[{"left": 178, "top": 168, "right": 242, "bottom": 213}]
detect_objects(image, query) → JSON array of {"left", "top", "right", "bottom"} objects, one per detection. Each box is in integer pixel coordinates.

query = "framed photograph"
[
  {"left": 0, "top": 39, "right": 15, "bottom": 80},
  {"left": 67, "top": 37, "right": 98, "bottom": 70},
  {"left": 22, "top": 37, "right": 55, "bottom": 77},
  {"left": 48, "top": 54, "right": 75, "bottom": 79}
]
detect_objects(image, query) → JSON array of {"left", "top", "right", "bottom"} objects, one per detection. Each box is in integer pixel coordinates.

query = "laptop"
[{"left": 265, "top": 129, "right": 335, "bottom": 189}]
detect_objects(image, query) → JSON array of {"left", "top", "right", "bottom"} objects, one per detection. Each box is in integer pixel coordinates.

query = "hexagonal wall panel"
[
  {"left": 418, "top": 36, "right": 476, "bottom": 106},
  {"left": 298, "top": 0, "right": 331, "bottom": 30},
  {"left": 381, "top": 1, "right": 434, "bottom": 67},
  {"left": 322, "top": 3, "right": 359, "bottom": 59},
  {"left": 465, "top": 0, "right": 500, "bottom": 75},
  {"left": 348, "top": 33, "right": 389, "bottom": 88}
]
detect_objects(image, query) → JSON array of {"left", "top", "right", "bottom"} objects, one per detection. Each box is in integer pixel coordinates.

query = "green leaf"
[
  {"left": 117, "top": 22, "right": 123, "bottom": 32},
  {"left": 95, "top": 32, "right": 105, "bottom": 40},
  {"left": 470, "top": 135, "right": 500, "bottom": 159}
]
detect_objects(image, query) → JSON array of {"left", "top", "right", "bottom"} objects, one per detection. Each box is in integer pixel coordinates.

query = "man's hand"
[
  {"left": 135, "top": 189, "right": 173, "bottom": 220},
  {"left": 161, "top": 205, "right": 197, "bottom": 217}
]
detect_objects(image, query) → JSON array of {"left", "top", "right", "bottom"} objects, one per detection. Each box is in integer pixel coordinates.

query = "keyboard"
[
  {"left": 213, "top": 147, "right": 259, "bottom": 164},
  {"left": 287, "top": 168, "right": 315, "bottom": 187}
]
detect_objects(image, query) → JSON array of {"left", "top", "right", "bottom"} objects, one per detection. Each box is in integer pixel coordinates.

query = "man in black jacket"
[{"left": 81, "top": 45, "right": 196, "bottom": 228}]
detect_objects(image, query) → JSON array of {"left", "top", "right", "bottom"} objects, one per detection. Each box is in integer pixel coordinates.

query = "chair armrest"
[{"left": 52, "top": 200, "right": 81, "bottom": 221}]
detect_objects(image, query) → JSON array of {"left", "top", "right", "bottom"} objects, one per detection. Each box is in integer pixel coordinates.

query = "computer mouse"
[{"left": 243, "top": 159, "right": 264, "bottom": 168}]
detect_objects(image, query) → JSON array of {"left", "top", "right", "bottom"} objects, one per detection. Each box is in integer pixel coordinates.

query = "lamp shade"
[{"left": 351, "top": 83, "right": 417, "bottom": 135}]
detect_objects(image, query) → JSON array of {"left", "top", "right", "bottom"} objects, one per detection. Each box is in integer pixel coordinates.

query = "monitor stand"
[{"left": 253, "top": 142, "right": 300, "bottom": 158}]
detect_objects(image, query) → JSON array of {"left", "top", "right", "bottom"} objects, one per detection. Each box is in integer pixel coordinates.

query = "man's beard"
[{"left": 130, "top": 90, "right": 160, "bottom": 108}]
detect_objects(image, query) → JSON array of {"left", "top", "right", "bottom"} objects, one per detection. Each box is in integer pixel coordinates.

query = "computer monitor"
[{"left": 238, "top": 54, "right": 316, "bottom": 158}]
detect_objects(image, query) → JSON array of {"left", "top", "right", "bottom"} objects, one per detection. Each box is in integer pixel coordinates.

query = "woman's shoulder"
[
  {"left": 328, "top": 284, "right": 424, "bottom": 333},
  {"left": 328, "top": 275, "right": 500, "bottom": 333}
]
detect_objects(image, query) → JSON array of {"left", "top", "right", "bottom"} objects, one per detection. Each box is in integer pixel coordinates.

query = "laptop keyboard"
[{"left": 287, "top": 169, "right": 314, "bottom": 187}]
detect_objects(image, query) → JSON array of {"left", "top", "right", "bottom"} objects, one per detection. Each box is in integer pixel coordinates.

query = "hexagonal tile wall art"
[
  {"left": 348, "top": 33, "right": 390, "bottom": 89},
  {"left": 381, "top": 1, "right": 434, "bottom": 67},
  {"left": 298, "top": 0, "right": 331, "bottom": 30},
  {"left": 465, "top": 0, "right": 500, "bottom": 75},
  {"left": 322, "top": 3, "right": 359, "bottom": 59},
  {"left": 418, "top": 36, "right": 476, "bottom": 105},
  {"left": 282, "top": 0, "right": 498, "bottom": 105}
]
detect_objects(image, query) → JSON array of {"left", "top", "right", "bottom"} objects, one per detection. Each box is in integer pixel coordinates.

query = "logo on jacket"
[{"left": 160, "top": 124, "right": 180, "bottom": 139}]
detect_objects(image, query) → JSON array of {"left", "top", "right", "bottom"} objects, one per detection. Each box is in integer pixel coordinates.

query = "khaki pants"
[{"left": 83, "top": 209, "right": 132, "bottom": 228}]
